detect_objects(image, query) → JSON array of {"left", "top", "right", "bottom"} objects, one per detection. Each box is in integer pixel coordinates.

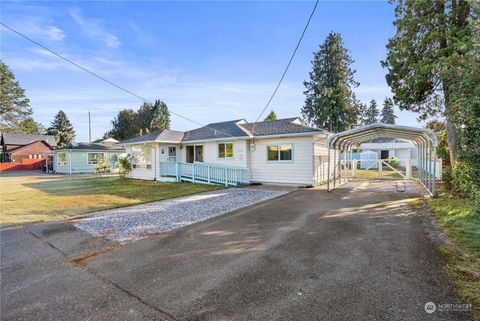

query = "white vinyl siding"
[
  {"left": 126, "top": 145, "right": 156, "bottom": 180},
  {"left": 313, "top": 136, "right": 336, "bottom": 185},
  {"left": 249, "top": 137, "right": 314, "bottom": 185},
  {"left": 183, "top": 141, "right": 248, "bottom": 167}
]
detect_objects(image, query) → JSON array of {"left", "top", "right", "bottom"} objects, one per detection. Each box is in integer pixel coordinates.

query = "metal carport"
[{"left": 327, "top": 123, "right": 439, "bottom": 196}]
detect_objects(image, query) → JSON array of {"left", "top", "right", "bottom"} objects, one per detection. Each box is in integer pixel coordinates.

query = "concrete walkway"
[{"left": 0, "top": 181, "right": 471, "bottom": 321}]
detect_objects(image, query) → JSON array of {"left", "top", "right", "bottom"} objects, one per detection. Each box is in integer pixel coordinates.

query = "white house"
[
  {"left": 119, "top": 117, "right": 335, "bottom": 186},
  {"left": 358, "top": 138, "right": 418, "bottom": 167}
]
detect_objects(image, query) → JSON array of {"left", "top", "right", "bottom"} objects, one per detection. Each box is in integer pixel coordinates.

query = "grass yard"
[
  {"left": 355, "top": 169, "right": 404, "bottom": 179},
  {"left": 426, "top": 185, "right": 480, "bottom": 320},
  {"left": 0, "top": 173, "right": 222, "bottom": 226}
]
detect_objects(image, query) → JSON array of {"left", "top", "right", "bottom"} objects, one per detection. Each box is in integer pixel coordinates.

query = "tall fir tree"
[
  {"left": 382, "top": 0, "right": 478, "bottom": 165},
  {"left": 134, "top": 102, "right": 153, "bottom": 136},
  {"left": 105, "top": 109, "right": 137, "bottom": 140},
  {"left": 47, "top": 110, "right": 75, "bottom": 147},
  {"left": 0, "top": 60, "right": 32, "bottom": 132},
  {"left": 302, "top": 32, "right": 359, "bottom": 132},
  {"left": 150, "top": 100, "right": 171, "bottom": 131},
  {"left": 380, "top": 98, "right": 396, "bottom": 124},
  {"left": 351, "top": 93, "right": 367, "bottom": 126},
  {"left": 365, "top": 99, "right": 379, "bottom": 125},
  {"left": 264, "top": 111, "right": 277, "bottom": 121}
]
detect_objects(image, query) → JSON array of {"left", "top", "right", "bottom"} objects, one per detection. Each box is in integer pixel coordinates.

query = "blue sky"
[{"left": 1, "top": 1, "right": 419, "bottom": 141}]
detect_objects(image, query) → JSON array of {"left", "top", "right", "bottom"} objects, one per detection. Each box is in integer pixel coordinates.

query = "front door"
[{"left": 168, "top": 146, "right": 176, "bottom": 162}]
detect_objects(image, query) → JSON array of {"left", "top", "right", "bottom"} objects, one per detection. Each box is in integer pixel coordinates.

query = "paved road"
[{"left": 1, "top": 181, "right": 472, "bottom": 321}]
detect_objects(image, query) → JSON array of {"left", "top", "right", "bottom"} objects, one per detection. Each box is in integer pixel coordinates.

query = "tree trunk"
[{"left": 444, "top": 115, "right": 457, "bottom": 166}]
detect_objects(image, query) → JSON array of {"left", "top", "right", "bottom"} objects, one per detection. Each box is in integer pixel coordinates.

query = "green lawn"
[
  {"left": 0, "top": 174, "right": 222, "bottom": 226},
  {"left": 355, "top": 169, "right": 404, "bottom": 179},
  {"left": 427, "top": 185, "right": 480, "bottom": 320}
]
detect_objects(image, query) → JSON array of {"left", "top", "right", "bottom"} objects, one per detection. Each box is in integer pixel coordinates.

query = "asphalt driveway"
[{"left": 0, "top": 181, "right": 472, "bottom": 321}]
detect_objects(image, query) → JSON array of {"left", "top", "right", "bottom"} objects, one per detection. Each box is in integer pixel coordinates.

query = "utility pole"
[{"left": 88, "top": 111, "right": 92, "bottom": 143}]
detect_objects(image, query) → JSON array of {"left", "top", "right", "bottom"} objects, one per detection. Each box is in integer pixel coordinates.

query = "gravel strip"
[{"left": 74, "top": 188, "right": 287, "bottom": 242}]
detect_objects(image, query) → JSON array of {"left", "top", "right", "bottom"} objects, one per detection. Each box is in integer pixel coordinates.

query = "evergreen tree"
[
  {"left": 105, "top": 109, "right": 137, "bottom": 140},
  {"left": 365, "top": 99, "right": 379, "bottom": 125},
  {"left": 134, "top": 102, "right": 153, "bottom": 136},
  {"left": 352, "top": 93, "right": 367, "bottom": 126},
  {"left": 17, "top": 117, "right": 45, "bottom": 135},
  {"left": 264, "top": 111, "right": 277, "bottom": 121},
  {"left": 380, "top": 98, "right": 396, "bottom": 124},
  {"left": 150, "top": 100, "right": 170, "bottom": 131},
  {"left": 302, "top": 32, "right": 359, "bottom": 132},
  {"left": 0, "top": 60, "right": 32, "bottom": 132},
  {"left": 47, "top": 110, "right": 75, "bottom": 147},
  {"left": 382, "top": 0, "right": 478, "bottom": 165}
]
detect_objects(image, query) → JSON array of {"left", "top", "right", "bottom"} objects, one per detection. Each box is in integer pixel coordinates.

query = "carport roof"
[{"left": 328, "top": 123, "right": 437, "bottom": 148}]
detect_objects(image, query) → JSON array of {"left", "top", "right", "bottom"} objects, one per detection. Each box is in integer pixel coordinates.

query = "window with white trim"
[
  {"left": 218, "top": 143, "right": 233, "bottom": 158},
  {"left": 57, "top": 152, "right": 66, "bottom": 166},
  {"left": 267, "top": 144, "right": 293, "bottom": 161},
  {"left": 131, "top": 146, "right": 152, "bottom": 169},
  {"left": 87, "top": 152, "right": 104, "bottom": 165}
]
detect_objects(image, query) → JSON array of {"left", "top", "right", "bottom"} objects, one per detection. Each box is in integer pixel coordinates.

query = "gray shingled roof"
[
  {"left": 118, "top": 118, "right": 323, "bottom": 145},
  {"left": 119, "top": 130, "right": 184, "bottom": 145},
  {"left": 182, "top": 120, "right": 249, "bottom": 142},
  {"left": 59, "top": 142, "right": 124, "bottom": 151},
  {"left": 239, "top": 118, "right": 322, "bottom": 137},
  {"left": 1, "top": 132, "right": 57, "bottom": 147}
]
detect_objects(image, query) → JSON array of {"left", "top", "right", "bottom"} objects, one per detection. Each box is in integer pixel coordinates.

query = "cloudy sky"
[{"left": 1, "top": 1, "right": 420, "bottom": 141}]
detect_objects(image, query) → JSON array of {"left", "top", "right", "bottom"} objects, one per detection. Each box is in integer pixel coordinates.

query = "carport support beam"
[{"left": 327, "top": 146, "right": 331, "bottom": 191}]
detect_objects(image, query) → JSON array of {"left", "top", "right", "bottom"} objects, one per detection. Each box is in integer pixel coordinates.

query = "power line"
[
  {"left": 251, "top": 0, "right": 319, "bottom": 132},
  {"left": 0, "top": 22, "right": 237, "bottom": 138}
]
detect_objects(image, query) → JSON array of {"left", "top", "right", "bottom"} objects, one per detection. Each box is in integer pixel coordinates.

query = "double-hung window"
[
  {"left": 88, "top": 152, "right": 104, "bottom": 165},
  {"left": 57, "top": 152, "right": 66, "bottom": 166},
  {"left": 218, "top": 143, "right": 233, "bottom": 158},
  {"left": 267, "top": 144, "right": 293, "bottom": 162}
]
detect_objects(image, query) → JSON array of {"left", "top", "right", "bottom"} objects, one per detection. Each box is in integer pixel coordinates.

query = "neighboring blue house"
[{"left": 53, "top": 138, "right": 124, "bottom": 174}]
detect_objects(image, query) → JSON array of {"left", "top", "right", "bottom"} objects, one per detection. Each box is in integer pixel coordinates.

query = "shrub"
[
  {"left": 95, "top": 156, "right": 111, "bottom": 176},
  {"left": 452, "top": 161, "right": 480, "bottom": 211},
  {"left": 387, "top": 157, "right": 400, "bottom": 168},
  {"left": 118, "top": 154, "right": 132, "bottom": 178},
  {"left": 442, "top": 166, "right": 454, "bottom": 190}
]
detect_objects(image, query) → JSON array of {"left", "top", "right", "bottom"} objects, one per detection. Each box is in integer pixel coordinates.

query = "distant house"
[
  {"left": 358, "top": 138, "right": 418, "bottom": 167},
  {"left": 0, "top": 132, "right": 56, "bottom": 163},
  {"left": 53, "top": 138, "right": 124, "bottom": 174},
  {"left": 119, "top": 117, "right": 334, "bottom": 186}
]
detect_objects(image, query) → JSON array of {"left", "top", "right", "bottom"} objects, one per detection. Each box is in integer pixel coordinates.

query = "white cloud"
[
  {"left": 7, "top": 18, "right": 65, "bottom": 41},
  {"left": 69, "top": 8, "right": 121, "bottom": 48}
]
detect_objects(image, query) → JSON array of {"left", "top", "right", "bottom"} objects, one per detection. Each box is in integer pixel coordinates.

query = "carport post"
[
  {"left": 333, "top": 145, "right": 337, "bottom": 187},
  {"left": 427, "top": 142, "right": 432, "bottom": 192},
  {"left": 419, "top": 141, "right": 424, "bottom": 184},
  {"left": 327, "top": 145, "right": 331, "bottom": 191},
  {"left": 432, "top": 146, "right": 437, "bottom": 196}
]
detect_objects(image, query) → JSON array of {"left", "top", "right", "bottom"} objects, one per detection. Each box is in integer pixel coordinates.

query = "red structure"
[{"left": 0, "top": 132, "right": 56, "bottom": 172}]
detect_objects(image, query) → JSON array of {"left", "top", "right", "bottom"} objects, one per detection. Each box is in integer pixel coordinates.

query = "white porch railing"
[{"left": 159, "top": 162, "right": 250, "bottom": 187}]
